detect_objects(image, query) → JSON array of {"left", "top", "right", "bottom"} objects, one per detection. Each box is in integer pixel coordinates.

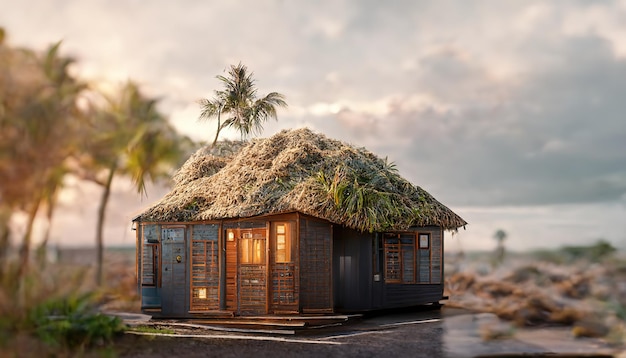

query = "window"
[
  {"left": 384, "top": 236, "right": 401, "bottom": 283},
  {"left": 141, "top": 225, "right": 159, "bottom": 286},
  {"left": 275, "top": 223, "right": 292, "bottom": 263},
  {"left": 142, "top": 243, "right": 159, "bottom": 286},
  {"left": 401, "top": 235, "right": 415, "bottom": 283},
  {"left": 384, "top": 232, "right": 432, "bottom": 284},
  {"left": 419, "top": 234, "right": 430, "bottom": 249},
  {"left": 240, "top": 230, "right": 266, "bottom": 264}
]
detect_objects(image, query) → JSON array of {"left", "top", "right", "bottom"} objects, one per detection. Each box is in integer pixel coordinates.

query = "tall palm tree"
[
  {"left": 80, "top": 81, "right": 192, "bottom": 285},
  {"left": 199, "top": 63, "right": 287, "bottom": 146}
]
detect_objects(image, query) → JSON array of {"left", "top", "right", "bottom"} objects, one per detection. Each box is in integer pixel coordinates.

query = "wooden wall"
[
  {"left": 299, "top": 218, "right": 333, "bottom": 312},
  {"left": 332, "top": 227, "right": 374, "bottom": 311},
  {"left": 190, "top": 224, "right": 220, "bottom": 311}
]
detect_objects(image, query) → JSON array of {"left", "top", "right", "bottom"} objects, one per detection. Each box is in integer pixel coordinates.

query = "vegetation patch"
[{"left": 140, "top": 128, "right": 467, "bottom": 232}]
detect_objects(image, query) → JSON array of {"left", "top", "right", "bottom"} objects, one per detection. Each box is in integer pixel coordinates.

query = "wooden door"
[
  {"left": 225, "top": 227, "right": 269, "bottom": 315},
  {"left": 237, "top": 228, "right": 267, "bottom": 315},
  {"left": 270, "top": 222, "right": 298, "bottom": 313},
  {"left": 161, "top": 227, "right": 186, "bottom": 316}
]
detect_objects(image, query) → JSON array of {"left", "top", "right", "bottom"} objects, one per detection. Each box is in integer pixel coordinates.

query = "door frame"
[
  {"left": 225, "top": 227, "right": 270, "bottom": 315},
  {"left": 160, "top": 226, "right": 187, "bottom": 316}
]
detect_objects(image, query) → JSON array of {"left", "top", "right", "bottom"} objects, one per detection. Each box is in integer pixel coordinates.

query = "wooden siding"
[
  {"left": 270, "top": 220, "right": 299, "bottom": 313},
  {"left": 224, "top": 221, "right": 266, "bottom": 229},
  {"left": 299, "top": 218, "right": 332, "bottom": 312},
  {"left": 333, "top": 227, "right": 374, "bottom": 311},
  {"left": 271, "top": 263, "right": 296, "bottom": 306},
  {"left": 137, "top": 216, "right": 447, "bottom": 317},
  {"left": 430, "top": 230, "right": 442, "bottom": 283},
  {"left": 238, "top": 264, "right": 266, "bottom": 314},
  {"left": 383, "top": 284, "right": 443, "bottom": 307},
  {"left": 190, "top": 224, "right": 219, "bottom": 311}
]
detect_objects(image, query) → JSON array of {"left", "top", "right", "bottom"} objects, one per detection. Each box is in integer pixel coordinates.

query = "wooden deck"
[{"left": 137, "top": 314, "right": 364, "bottom": 334}]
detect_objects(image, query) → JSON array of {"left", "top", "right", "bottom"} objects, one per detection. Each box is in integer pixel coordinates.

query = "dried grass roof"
[{"left": 139, "top": 128, "right": 466, "bottom": 231}]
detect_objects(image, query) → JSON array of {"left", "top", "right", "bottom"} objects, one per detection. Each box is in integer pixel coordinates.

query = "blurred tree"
[
  {"left": 0, "top": 35, "right": 85, "bottom": 277},
  {"left": 198, "top": 63, "right": 287, "bottom": 146},
  {"left": 0, "top": 30, "right": 194, "bottom": 284},
  {"left": 493, "top": 229, "right": 507, "bottom": 267},
  {"left": 76, "top": 81, "right": 192, "bottom": 285},
  {"left": 494, "top": 229, "right": 507, "bottom": 243},
  {"left": 561, "top": 239, "right": 617, "bottom": 263}
]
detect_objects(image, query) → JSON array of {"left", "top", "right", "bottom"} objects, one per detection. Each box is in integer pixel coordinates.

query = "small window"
[
  {"left": 419, "top": 234, "right": 430, "bottom": 249},
  {"left": 194, "top": 287, "right": 207, "bottom": 299},
  {"left": 240, "top": 231, "right": 265, "bottom": 264},
  {"left": 384, "top": 235, "right": 401, "bottom": 283},
  {"left": 275, "top": 223, "right": 292, "bottom": 263},
  {"left": 142, "top": 243, "right": 159, "bottom": 286},
  {"left": 383, "top": 232, "right": 433, "bottom": 284}
]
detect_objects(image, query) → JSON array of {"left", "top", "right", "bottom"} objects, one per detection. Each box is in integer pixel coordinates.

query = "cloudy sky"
[{"left": 3, "top": 0, "right": 626, "bottom": 251}]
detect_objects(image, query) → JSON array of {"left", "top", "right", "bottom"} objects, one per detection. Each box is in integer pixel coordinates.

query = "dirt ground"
[
  {"left": 65, "top": 248, "right": 626, "bottom": 357},
  {"left": 109, "top": 307, "right": 622, "bottom": 358}
]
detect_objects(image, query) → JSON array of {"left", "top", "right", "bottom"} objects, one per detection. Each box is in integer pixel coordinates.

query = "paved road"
[{"left": 116, "top": 307, "right": 621, "bottom": 357}]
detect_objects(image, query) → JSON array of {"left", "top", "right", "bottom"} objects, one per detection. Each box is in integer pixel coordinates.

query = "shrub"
[{"left": 29, "top": 293, "right": 126, "bottom": 349}]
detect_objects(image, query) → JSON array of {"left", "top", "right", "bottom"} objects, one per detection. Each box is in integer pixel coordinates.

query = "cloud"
[
  {"left": 294, "top": 29, "right": 626, "bottom": 207},
  {"left": 3, "top": 0, "right": 626, "bottom": 248}
]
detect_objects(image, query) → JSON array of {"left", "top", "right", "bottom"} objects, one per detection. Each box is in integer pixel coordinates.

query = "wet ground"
[{"left": 113, "top": 306, "right": 623, "bottom": 357}]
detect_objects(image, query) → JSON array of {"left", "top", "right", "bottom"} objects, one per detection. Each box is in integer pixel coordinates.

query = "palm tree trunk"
[
  {"left": 211, "top": 109, "right": 222, "bottom": 147},
  {"left": 96, "top": 163, "right": 116, "bottom": 286},
  {"left": 18, "top": 197, "right": 42, "bottom": 279},
  {"left": 36, "top": 198, "right": 57, "bottom": 267},
  {"left": 0, "top": 210, "right": 11, "bottom": 279}
]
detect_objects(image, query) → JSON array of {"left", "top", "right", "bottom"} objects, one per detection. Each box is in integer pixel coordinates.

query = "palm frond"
[{"left": 200, "top": 63, "right": 287, "bottom": 143}]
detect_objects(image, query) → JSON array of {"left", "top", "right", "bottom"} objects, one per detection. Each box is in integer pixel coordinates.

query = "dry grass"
[
  {"left": 140, "top": 128, "right": 466, "bottom": 232},
  {"left": 445, "top": 252, "right": 626, "bottom": 344}
]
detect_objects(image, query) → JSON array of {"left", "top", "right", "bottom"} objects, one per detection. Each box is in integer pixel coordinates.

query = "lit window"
[
  {"left": 194, "top": 287, "right": 207, "bottom": 299},
  {"left": 240, "top": 231, "right": 266, "bottom": 264},
  {"left": 275, "top": 223, "right": 291, "bottom": 263}
]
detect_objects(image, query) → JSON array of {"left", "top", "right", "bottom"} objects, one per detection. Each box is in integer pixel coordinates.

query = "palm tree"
[
  {"left": 0, "top": 38, "right": 84, "bottom": 277},
  {"left": 494, "top": 229, "right": 507, "bottom": 244},
  {"left": 493, "top": 229, "right": 507, "bottom": 266},
  {"left": 199, "top": 63, "right": 287, "bottom": 146},
  {"left": 80, "top": 81, "right": 191, "bottom": 285}
]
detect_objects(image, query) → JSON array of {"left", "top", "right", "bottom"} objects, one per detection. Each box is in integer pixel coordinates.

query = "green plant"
[
  {"left": 129, "top": 325, "right": 176, "bottom": 335},
  {"left": 29, "top": 293, "right": 126, "bottom": 349},
  {"left": 561, "top": 240, "right": 617, "bottom": 263},
  {"left": 0, "top": 258, "right": 127, "bottom": 355},
  {"left": 316, "top": 164, "right": 407, "bottom": 232}
]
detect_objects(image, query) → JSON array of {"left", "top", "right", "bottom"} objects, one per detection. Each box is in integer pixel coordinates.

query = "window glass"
[
  {"left": 240, "top": 236, "right": 265, "bottom": 264},
  {"left": 383, "top": 232, "right": 433, "bottom": 284},
  {"left": 275, "top": 223, "right": 291, "bottom": 263},
  {"left": 384, "top": 235, "right": 401, "bottom": 283},
  {"left": 401, "top": 238, "right": 415, "bottom": 283}
]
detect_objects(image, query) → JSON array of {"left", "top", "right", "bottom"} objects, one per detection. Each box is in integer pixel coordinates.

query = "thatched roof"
[{"left": 139, "top": 128, "right": 466, "bottom": 231}]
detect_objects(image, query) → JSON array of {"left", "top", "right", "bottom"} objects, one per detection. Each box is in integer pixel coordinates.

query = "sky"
[{"left": 2, "top": 0, "right": 626, "bottom": 252}]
